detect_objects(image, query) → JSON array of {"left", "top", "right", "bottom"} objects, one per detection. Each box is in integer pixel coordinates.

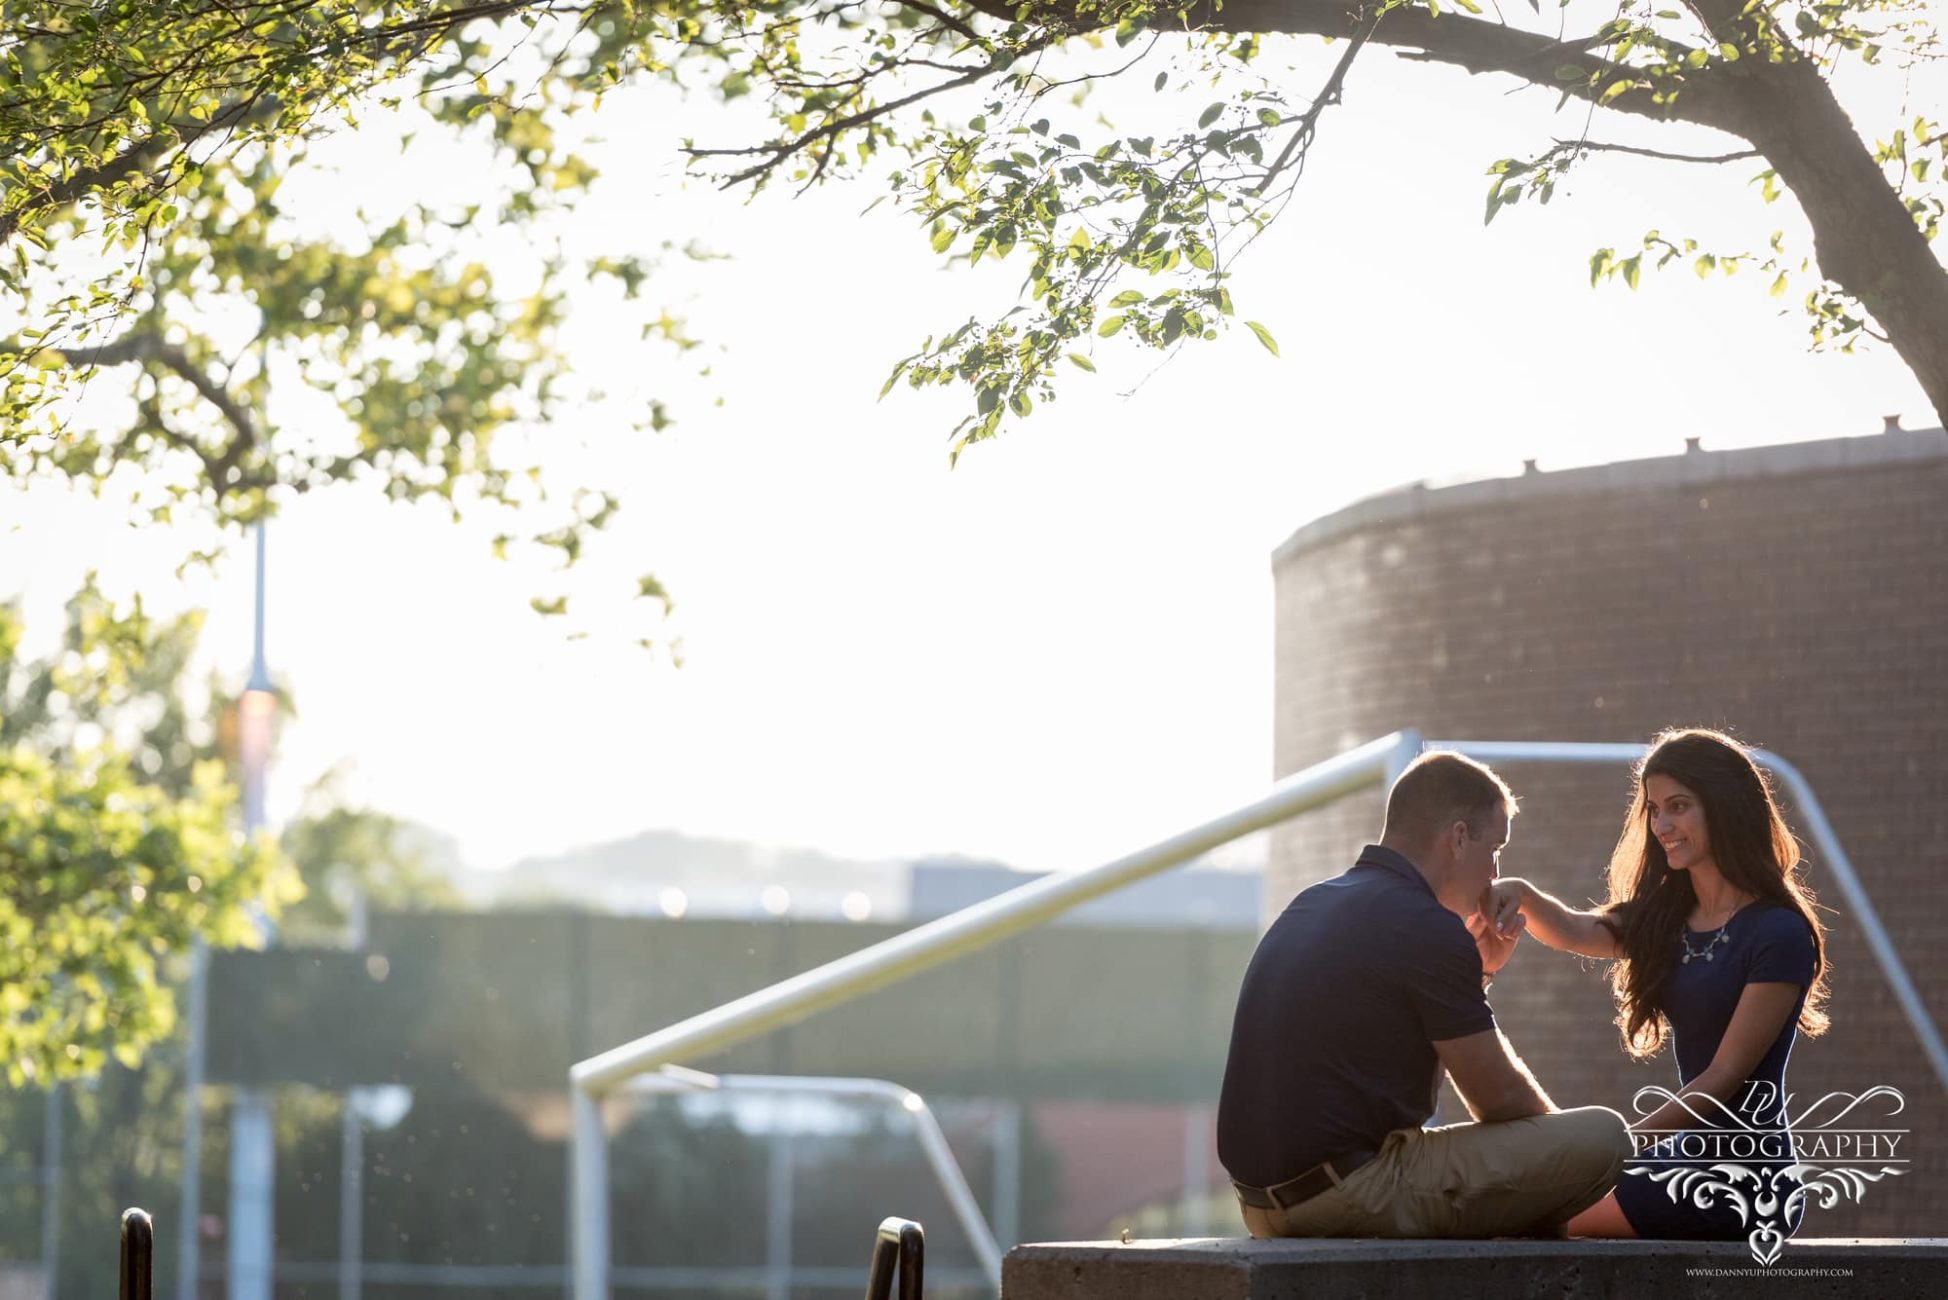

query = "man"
[{"left": 1216, "top": 750, "right": 1632, "bottom": 1237}]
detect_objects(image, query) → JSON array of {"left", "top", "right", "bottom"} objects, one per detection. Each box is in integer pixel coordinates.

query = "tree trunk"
[{"left": 1732, "top": 57, "right": 1948, "bottom": 425}]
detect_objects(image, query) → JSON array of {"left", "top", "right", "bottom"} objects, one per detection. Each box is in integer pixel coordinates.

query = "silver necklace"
[
  {"left": 1681, "top": 900, "right": 1749, "bottom": 963},
  {"left": 1680, "top": 924, "right": 1732, "bottom": 964}
]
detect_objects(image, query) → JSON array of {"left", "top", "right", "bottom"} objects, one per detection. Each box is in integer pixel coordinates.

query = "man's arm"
[{"left": 1434, "top": 1027, "right": 1556, "bottom": 1123}]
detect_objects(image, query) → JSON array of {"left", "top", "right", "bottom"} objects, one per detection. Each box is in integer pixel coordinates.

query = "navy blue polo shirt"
[{"left": 1216, "top": 844, "right": 1497, "bottom": 1187}]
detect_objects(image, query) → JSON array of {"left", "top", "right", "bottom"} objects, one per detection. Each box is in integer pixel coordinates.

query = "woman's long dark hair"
[{"left": 1597, "top": 728, "right": 1830, "bottom": 1059}]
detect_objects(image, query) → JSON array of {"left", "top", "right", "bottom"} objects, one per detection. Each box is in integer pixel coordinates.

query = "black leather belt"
[{"left": 1232, "top": 1148, "right": 1378, "bottom": 1212}]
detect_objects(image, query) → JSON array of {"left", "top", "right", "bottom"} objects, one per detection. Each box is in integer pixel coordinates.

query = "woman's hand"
[
  {"left": 1481, "top": 878, "right": 1530, "bottom": 938},
  {"left": 1480, "top": 877, "right": 1620, "bottom": 959}
]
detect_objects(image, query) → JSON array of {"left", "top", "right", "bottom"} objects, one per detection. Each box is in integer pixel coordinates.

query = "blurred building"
[{"left": 1268, "top": 421, "right": 1948, "bottom": 1235}]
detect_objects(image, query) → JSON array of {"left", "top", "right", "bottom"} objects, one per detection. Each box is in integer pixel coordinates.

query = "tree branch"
[
  {"left": 1255, "top": 7, "right": 1379, "bottom": 194},
  {"left": 52, "top": 331, "right": 261, "bottom": 488},
  {"left": 955, "top": 0, "right": 1757, "bottom": 140},
  {"left": 894, "top": 0, "right": 985, "bottom": 44},
  {"left": 1556, "top": 138, "right": 1761, "bottom": 164},
  {"left": 689, "top": 43, "right": 1053, "bottom": 188},
  {"left": 0, "top": 95, "right": 263, "bottom": 247}
]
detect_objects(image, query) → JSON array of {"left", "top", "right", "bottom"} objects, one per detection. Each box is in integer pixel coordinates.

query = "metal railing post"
[
  {"left": 340, "top": 1092, "right": 365, "bottom": 1300},
  {"left": 120, "top": 1208, "right": 153, "bottom": 1300},
  {"left": 764, "top": 1126, "right": 793, "bottom": 1300},
  {"left": 570, "top": 1091, "right": 608, "bottom": 1300},
  {"left": 863, "top": 1217, "right": 923, "bottom": 1300},
  {"left": 1754, "top": 749, "right": 1948, "bottom": 1097}
]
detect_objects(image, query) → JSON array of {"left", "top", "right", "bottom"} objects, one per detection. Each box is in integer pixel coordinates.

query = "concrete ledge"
[{"left": 1002, "top": 1237, "right": 1948, "bottom": 1298}]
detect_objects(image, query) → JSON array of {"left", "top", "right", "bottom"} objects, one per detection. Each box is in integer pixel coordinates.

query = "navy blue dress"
[{"left": 1612, "top": 901, "right": 1818, "bottom": 1240}]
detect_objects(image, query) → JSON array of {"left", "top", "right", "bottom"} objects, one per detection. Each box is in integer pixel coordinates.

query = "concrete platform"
[{"left": 1001, "top": 1237, "right": 1948, "bottom": 1298}]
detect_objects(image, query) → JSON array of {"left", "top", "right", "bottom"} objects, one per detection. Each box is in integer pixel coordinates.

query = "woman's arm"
[
  {"left": 1630, "top": 982, "right": 1802, "bottom": 1133},
  {"left": 1484, "top": 878, "right": 1620, "bottom": 959}
]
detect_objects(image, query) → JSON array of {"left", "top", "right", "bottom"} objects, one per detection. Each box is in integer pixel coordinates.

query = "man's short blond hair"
[{"left": 1382, "top": 750, "right": 1517, "bottom": 843}]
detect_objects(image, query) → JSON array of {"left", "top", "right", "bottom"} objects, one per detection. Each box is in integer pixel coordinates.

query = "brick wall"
[{"left": 1269, "top": 431, "right": 1948, "bottom": 1236}]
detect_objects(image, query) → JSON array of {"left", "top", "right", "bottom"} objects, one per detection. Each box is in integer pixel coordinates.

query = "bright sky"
[{"left": 2, "top": 24, "right": 1938, "bottom": 875}]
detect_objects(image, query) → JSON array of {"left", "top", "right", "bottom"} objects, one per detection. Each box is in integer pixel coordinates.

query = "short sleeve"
[
  {"left": 1745, "top": 906, "right": 1817, "bottom": 989},
  {"left": 1401, "top": 913, "right": 1497, "bottom": 1042}
]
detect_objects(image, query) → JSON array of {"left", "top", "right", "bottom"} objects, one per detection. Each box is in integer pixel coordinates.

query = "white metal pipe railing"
[
  {"left": 624, "top": 1071, "right": 1003, "bottom": 1287},
  {"left": 1432, "top": 740, "right": 1948, "bottom": 1099},
  {"left": 569, "top": 728, "right": 1419, "bottom": 1300}
]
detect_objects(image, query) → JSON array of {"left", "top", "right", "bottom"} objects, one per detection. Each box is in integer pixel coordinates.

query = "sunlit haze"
[{"left": 3, "top": 34, "right": 1937, "bottom": 877}]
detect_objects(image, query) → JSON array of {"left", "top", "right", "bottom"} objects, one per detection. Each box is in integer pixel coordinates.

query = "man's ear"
[{"left": 1449, "top": 820, "right": 1470, "bottom": 858}]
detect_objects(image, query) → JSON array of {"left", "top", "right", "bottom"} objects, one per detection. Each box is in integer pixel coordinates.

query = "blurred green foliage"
[
  {"left": 0, "top": 576, "right": 461, "bottom": 1083},
  {"left": 0, "top": 580, "right": 295, "bottom": 1085},
  {"left": 0, "top": 742, "right": 287, "bottom": 1085}
]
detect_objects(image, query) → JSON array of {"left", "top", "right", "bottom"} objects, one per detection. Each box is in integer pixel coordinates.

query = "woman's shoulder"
[
  {"left": 1742, "top": 899, "right": 1814, "bottom": 941},
  {"left": 1739, "top": 900, "right": 1818, "bottom": 985}
]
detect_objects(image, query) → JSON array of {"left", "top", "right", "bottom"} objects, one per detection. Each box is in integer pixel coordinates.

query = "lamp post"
[
  {"left": 228, "top": 522, "right": 278, "bottom": 1300},
  {"left": 179, "top": 523, "right": 278, "bottom": 1300}
]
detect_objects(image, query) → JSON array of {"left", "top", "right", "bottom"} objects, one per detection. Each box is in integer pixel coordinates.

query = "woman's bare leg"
[{"left": 1566, "top": 1191, "right": 1638, "bottom": 1238}]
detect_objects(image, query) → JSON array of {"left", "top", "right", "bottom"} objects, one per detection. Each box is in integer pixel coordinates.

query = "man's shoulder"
[{"left": 1272, "top": 865, "right": 1468, "bottom": 947}]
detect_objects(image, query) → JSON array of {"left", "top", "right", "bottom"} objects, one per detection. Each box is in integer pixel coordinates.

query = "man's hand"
[{"left": 1467, "top": 903, "right": 1526, "bottom": 976}]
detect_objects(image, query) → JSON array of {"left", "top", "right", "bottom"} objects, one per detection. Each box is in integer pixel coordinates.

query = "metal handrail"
[
  {"left": 568, "top": 730, "right": 1418, "bottom": 1300},
  {"left": 1431, "top": 740, "right": 1948, "bottom": 1097},
  {"left": 864, "top": 1217, "right": 923, "bottom": 1300},
  {"left": 627, "top": 1068, "right": 1001, "bottom": 1287},
  {"left": 120, "top": 1208, "right": 153, "bottom": 1300}
]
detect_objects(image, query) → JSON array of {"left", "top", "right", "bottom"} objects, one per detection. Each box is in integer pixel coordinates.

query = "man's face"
[{"left": 1448, "top": 810, "right": 1509, "bottom": 914}]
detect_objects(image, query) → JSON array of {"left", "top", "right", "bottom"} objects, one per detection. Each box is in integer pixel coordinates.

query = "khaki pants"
[{"left": 1238, "top": 1106, "right": 1633, "bottom": 1239}]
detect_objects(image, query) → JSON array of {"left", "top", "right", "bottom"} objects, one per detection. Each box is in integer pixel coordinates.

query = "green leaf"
[
  {"left": 1067, "top": 353, "right": 1097, "bottom": 372},
  {"left": 1098, "top": 315, "right": 1128, "bottom": 337},
  {"left": 1198, "top": 102, "right": 1226, "bottom": 129},
  {"left": 1245, "top": 320, "right": 1280, "bottom": 357}
]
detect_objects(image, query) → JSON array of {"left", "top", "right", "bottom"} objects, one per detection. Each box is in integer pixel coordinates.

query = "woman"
[{"left": 1484, "top": 727, "right": 1828, "bottom": 1239}]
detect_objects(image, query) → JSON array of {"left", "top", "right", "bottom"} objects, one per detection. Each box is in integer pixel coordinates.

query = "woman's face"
[{"left": 1645, "top": 773, "right": 1711, "bottom": 873}]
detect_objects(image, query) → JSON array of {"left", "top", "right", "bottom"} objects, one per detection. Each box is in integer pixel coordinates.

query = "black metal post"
[
  {"left": 120, "top": 1209, "right": 153, "bottom": 1300},
  {"left": 863, "top": 1216, "right": 923, "bottom": 1300}
]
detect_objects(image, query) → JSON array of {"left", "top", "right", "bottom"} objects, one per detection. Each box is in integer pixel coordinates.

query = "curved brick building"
[{"left": 1269, "top": 424, "right": 1948, "bottom": 1235}]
